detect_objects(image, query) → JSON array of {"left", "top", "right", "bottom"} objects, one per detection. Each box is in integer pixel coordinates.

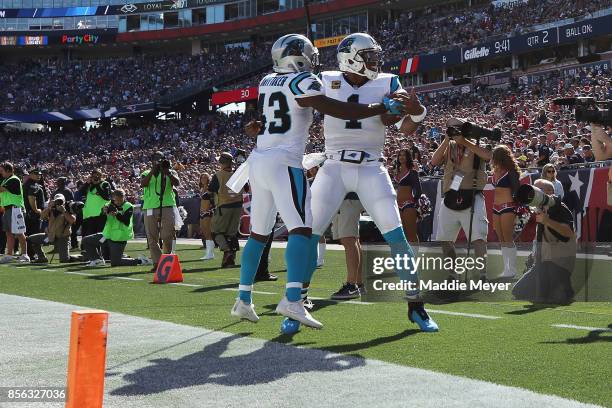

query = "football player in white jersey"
[
  {"left": 231, "top": 33, "right": 409, "bottom": 329},
  {"left": 300, "top": 33, "right": 439, "bottom": 332}
]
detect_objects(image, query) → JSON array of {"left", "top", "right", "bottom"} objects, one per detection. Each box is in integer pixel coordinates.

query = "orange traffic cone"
[{"left": 153, "top": 254, "right": 183, "bottom": 283}]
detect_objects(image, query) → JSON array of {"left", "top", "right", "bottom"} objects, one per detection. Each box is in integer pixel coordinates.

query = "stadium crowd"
[
  {"left": 1, "top": 64, "right": 608, "bottom": 206},
  {"left": 0, "top": 43, "right": 270, "bottom": 113},
  {"left": 0, "top": 0, "right": 609, "bottom": 113},
  {"left": 373, "top": 0, "right": 611, "bottom": 62}
]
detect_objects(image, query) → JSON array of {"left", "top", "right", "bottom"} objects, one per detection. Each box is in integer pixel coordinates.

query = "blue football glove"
[{"left": 383, "top": 96, "right": 404, "bottom": 116}]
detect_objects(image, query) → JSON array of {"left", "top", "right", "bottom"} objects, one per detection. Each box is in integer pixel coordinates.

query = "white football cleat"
[
  {"left": 275, "top": 297, "right": 323, "bottom": 329},
  {"left": 231, "top": 299, "right": 259, "bottom": 322},
  {"left": 16, "top": 254, "right": 30, "bottom": 263},
  {"left": 87, "top": 259, "right": 106, "bottom": 267}
]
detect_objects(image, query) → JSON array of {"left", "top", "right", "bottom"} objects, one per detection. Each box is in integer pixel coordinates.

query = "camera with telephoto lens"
[
  {"left": 67, "top": 201, "right": 84, "bottom": 215},
  {"left": 447, "top": 120, "right": 502, "bottom": 142},
  {"left": 553, "top": 97, "right": 611, "bottom": 126},
  {"left": 160, "top": 159, "right": 171, "bottom": 170},
  {"left": 516, "top": 184, "right": 559, "bottom": 209},
  {"left": 104, "top": 203, "right": 120, "bottom": 215}
]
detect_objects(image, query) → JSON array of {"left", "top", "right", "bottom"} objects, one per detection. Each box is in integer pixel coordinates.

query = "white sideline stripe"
[
  {"left": 1, "top": 293, "right": 602, "bottom": 408},
  {"left": 551, "top": 324, "right": 612, "bottom": 332},
  {"left": 113, "top": 277, "right": 143, "bottom": 281},
  {"left": 309, "top": 296, "right": 373, "bottom": 305},
  {"left": 222, "top": 288, "right": 277, "bottom": 295},
  {"left": 65, "top": 271, "right": 95, "bottom": 276},
  {"left": 42, "top": 269, "right": 55, "bottom": 272},
  {"left": 170, "top": 283, "right": 203, "bottom": 287},
  {"left": 428, "top": 309, "right": 501, "bottom": 320}
]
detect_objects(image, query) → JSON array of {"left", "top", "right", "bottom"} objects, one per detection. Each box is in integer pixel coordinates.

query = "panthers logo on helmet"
[
  {"left": 338, "top": 38, "right": 354, "bottom": 54},
  {"left": 281, "top": 38, "right": 305, "bottom": 58}
]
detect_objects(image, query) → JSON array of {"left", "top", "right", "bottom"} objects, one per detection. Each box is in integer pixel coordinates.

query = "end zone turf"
[{"left": 0, "top": 243, "right": 610, "bottom": 407}]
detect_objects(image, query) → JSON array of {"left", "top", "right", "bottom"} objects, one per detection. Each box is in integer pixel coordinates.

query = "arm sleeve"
[
  {"left": 208, "top": 174, "right": 220, "bottom": 193},
  {"left": 291, "top": 73, "right": 324, "bottom": 99},
  {"left": 390, "top": 75, "right": 403, "bottom": 94},
  {"left": 116, "top": 207, "right": 133, "bottom": 226}
]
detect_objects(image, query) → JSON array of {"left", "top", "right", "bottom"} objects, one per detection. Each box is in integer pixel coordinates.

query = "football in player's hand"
[{"left": 393, "top": 88, "right": 424, "bottom": 116}]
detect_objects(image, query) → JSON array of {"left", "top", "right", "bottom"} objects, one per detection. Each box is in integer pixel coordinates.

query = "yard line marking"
[
  {"left": 113, "top": 277, "right": 143, "bottom": 281},
  {"left": 42, "top": 269, "right": 55, "bottom": 272},
  {"left": 170, "top": 283, "right": 203, "bottom": 287},
  {"left": 428, "top": 309, "right": 501, "bottom": 320},
  {"left": 551, "top": 324, "right": 612, "bottom": 332},
  {"left": 222, "top": 288, "right": 277, "bottom": 295},
  {"left": 65, "top": 271, "right": 95, "bottom": 276}
]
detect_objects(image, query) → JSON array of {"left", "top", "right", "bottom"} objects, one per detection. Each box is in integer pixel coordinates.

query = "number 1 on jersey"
[{"left": 345, "top": 94, "right": 362, "bottom": 129}]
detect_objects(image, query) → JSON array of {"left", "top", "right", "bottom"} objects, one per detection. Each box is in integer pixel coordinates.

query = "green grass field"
[{"left": 1, "top": 243, "right": 610, "bottom": 407}]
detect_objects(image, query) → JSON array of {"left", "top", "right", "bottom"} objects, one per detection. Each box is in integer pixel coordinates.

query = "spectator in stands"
[
  {"left": 540, "top": 163, "right": 564, "bottom": 200},
  {"left": 562, "top": 143, "right": 585, "bottom": 165},
  {"left": 581, "top": 145, "right": 596, "bottom": 163}
]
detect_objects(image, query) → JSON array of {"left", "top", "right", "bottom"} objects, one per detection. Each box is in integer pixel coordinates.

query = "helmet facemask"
[{"left": 354, "top": 48, "right": 383, "bottom": 80}]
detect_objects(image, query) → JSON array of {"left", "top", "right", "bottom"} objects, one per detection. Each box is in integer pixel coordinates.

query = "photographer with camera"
[
  {"left": 79, "top": 169, "right": 112, "bottom": 237},
  {"left": 27, "top": 194, "right": 82, "bottom": 263},
  {"left": 208, "top": 152, "right": 243, "bottom": 268},
  {"left": 430, "top": 118, "right": 493, "bottom": 282},
  {"left": 82, "top": 189, "right": 151, "bottom": 267},
  {"left": 23, "top": 168, "right": 46, "bottom": 259},
  {"left": 513, "top": 179, "right": 576, "bottom": 304},
  {"left": 0, "top": 162, "right": 29, "bottom": 263},
  {"left": 141, "top": 152, "right": 180, "bottom": 269}
]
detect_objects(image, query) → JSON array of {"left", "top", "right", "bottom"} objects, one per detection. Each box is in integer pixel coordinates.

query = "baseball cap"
[
  {"left": 53, "top": 193, "right": 65, "bottom": 203},
  {"left": 564, "top": 143, "right": 573, "bottom": 149},
  {"left": 29, "top": 168, "right": 42, "bottom": 175},
  {"left": 219, "top": 152, "right": 234, "bottom": 162}
]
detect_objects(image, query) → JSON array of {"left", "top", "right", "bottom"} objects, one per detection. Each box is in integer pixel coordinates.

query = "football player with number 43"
[
  {"left": 231, "top": 33, "right": 411, "bottom": 330},
  {"left": 298, "top": 33, "right": 439, "bottom": 333}
]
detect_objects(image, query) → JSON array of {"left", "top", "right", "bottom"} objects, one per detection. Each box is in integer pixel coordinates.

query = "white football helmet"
[
  {"left": 337, "top": 33, "right": 383, "bottom": 80},
  {"left": 271, "top": 34, "right": 320, "bottom": 74}
]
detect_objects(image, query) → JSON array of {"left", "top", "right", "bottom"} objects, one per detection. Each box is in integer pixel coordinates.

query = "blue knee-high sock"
[
  {"left": 238, "top": 238, "right": 267, "bottom": 304},
  {"left": 383, "top": 227, "right": 419, "bottom": 297},
  {"left": 301, "top": 234, "right": 320, "bottom": 297},
  {"left": 285, "top": 234, "right": 310, "bottom": 302}
]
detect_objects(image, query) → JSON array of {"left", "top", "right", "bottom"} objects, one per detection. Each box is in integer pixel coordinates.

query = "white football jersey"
[
  {"left": 320, "top": 71, "right": 402, "bottom": 157},
  {"left": 256, "top": 71, "right": 323, "bottom": 163}
]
